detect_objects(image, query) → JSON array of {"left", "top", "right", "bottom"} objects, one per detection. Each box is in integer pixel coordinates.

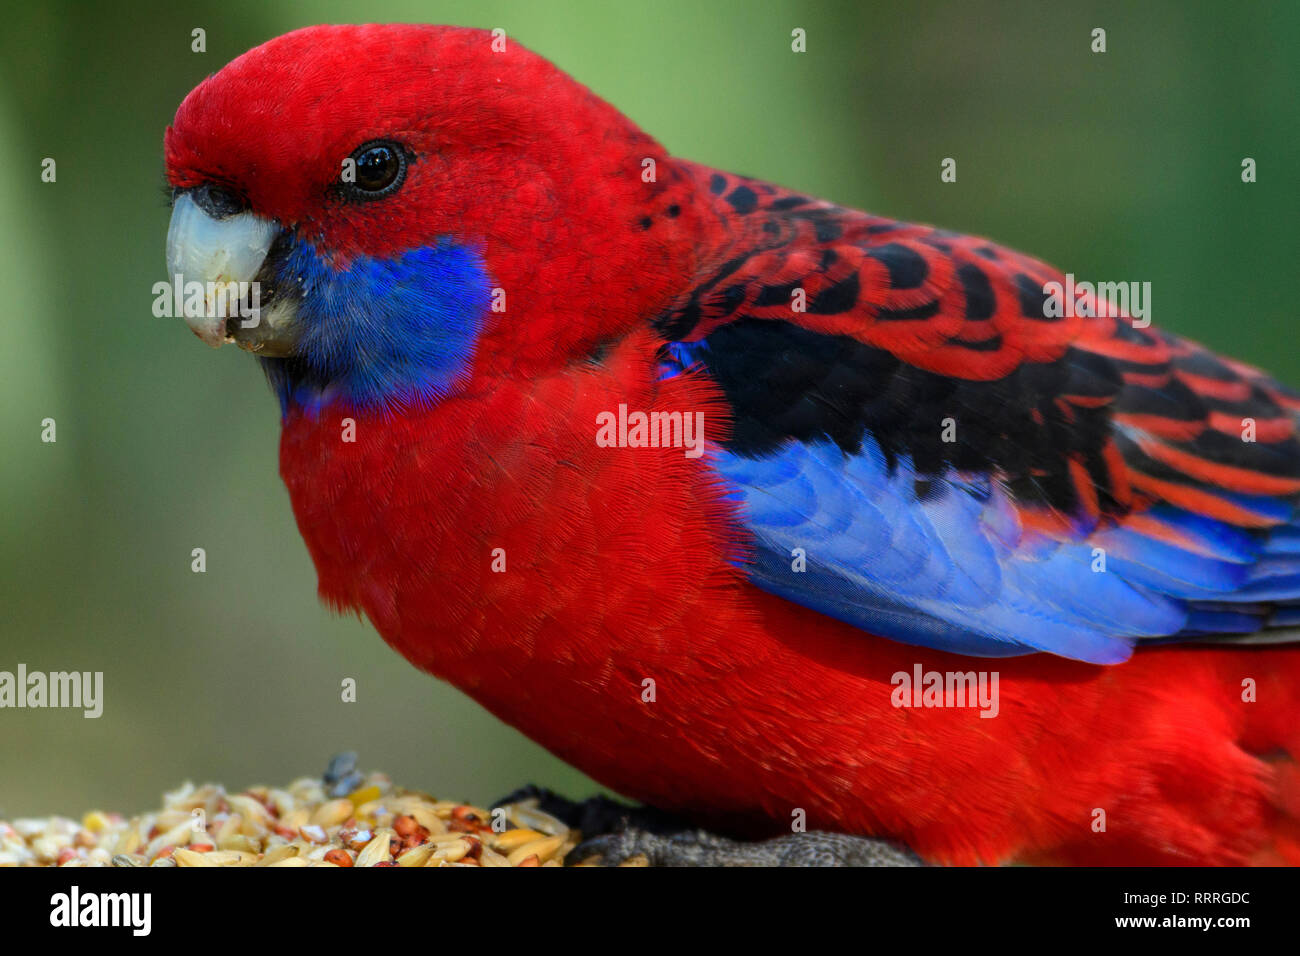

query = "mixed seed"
[{"left": 0, "top": 767, "right": 642, "bottom": 867}]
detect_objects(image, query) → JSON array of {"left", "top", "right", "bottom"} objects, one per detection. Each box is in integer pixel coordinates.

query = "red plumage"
[
  {"left": 279, "top": 343, "right": 1300, "bottom": 865},
  {"left": 166, "top": 24, "right": 1300, "bottom": 864}
]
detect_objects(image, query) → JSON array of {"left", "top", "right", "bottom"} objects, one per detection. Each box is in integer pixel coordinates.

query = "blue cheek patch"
[{"left": 261, "top": 239, "right": 492, "bottom": 414}]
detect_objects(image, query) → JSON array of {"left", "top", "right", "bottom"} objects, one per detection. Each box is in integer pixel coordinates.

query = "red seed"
[{"left": 344, "top": 829, "right": 373, "bottom": 850}]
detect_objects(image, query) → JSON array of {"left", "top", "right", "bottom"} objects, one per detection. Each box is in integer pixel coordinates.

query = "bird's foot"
[
  {"left": 571, "top": 826, "right": 923, "bottom": 867},
  {"left": 491, "top": 785, "right": 921, "bottom": 867}
]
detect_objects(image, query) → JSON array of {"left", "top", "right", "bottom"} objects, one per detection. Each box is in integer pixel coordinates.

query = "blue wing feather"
[{"left": 704, "top": 433, "right": 1300, "bottom": 664}]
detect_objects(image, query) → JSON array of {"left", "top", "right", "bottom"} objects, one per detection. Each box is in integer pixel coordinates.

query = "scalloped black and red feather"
[{"left": 657, "top": 163, "right": 1300, "bottom": 660}]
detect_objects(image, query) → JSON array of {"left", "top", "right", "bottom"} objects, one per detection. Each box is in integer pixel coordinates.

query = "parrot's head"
[{"left": 164, "top": 23, "right": 693, "bottom": 412}]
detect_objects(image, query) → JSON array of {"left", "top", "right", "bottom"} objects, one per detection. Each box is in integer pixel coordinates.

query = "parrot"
[{"left": 162, "top": 23, "right": 1300, "bottom": 865}]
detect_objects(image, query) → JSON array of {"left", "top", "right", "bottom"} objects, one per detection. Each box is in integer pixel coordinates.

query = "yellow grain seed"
[
  {"left": 162, "top": 783, "right": 196, "bottom": 809},
  {"left": 31, "top": 837, "right": 64, "bottom": 861},
  {"left": 478, "top": 847, "right": 511, "bottom": 867},
  {"left": 286, "top": 777, "right": 324, "bottom": 795},
  {"left": 424, "top": 830, "right": 472, "bottom": 846},
  {"left": 508, "top": 804, "right": 570, "bottom": 839},
  {"left": 145, "top": 820, "right": 195, "bottom": 858},
  {"left": 226, "top": 795, "right": 271, "bottom": 825},
  {"left": 431, "top": 840, "right": 469, "bottom": 863},
  {"left": 156, "top": 809, "right": 192, "bottom": 831},
  {"left": 268, "top": 789, "right": 296, "bottom": 817},
  {"left": 217, "top": 833, "right": 259, "bottom": 854},
  {"left": 214, "top": 814, "right": 240, "bottom": 841},
  {"left": 266, "top": 856, "right": 309, "bottom": 867},
  {"left": 112, "top": 830, "right": 143, "bottom": 855},
  {"left": 173, "top": 848, "right": 217, "bottom": 867},
  {"left": 346, "top": 785, "right": 382, "bottom": 807},
  {"left": 397, "top": 843, "right": 433, "bottom": 867},
  {"left": 354, "top": 830, "right": 392, "bottom": 867},
  {"left": 309, "top": 799, "right": 354, "bottom": 828},
  {"left": 255, "top": 845, "right": 299, "bottom": 866},
  {"left": 408, "top": 805, "right": 448, "bottom": 834},
  {"left": 507, "top": 835, "right": 565, "bottom": 866},
  {"left": 279, "top": 808, "right": 310, "bottom": 831},
  {"left": 491, "top": 828, "right": 544, "bottom": 852}
]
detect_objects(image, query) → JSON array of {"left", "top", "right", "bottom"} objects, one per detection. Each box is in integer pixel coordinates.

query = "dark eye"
[{"left": 344, "top": 141, "right": 406, "bottom": 198}]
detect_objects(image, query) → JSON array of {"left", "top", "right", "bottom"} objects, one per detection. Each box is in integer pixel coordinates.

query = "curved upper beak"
[{"left": 165, "top": 191, "right": 299, "bottom": 355}]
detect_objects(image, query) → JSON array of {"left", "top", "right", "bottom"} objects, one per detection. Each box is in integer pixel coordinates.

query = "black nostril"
[{"left": 191, "top": 182, "right": 247, "bottom": 219}]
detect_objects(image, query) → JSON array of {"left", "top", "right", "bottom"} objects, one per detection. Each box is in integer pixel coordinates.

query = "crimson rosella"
[{"left": 162, "top": 24, "right": 1300, "bottom": 865}]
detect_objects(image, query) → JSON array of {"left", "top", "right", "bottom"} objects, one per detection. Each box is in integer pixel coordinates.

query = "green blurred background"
[{"left": 1, "top": 0, "right": 1296, "bottom": 816}]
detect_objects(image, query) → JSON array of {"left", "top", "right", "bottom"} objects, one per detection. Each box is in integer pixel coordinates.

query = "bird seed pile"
[{"left": 0, "top": 768, "right": 637, "bottom": 867}]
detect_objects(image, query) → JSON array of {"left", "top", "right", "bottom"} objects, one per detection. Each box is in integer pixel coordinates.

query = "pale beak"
[{"left": 165, "top": 189, "right": 299, "bottom": 355}]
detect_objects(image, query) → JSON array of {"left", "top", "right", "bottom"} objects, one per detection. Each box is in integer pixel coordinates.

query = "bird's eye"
[{"left": 344, "top": 141, "right": 406, "bottom": 198}]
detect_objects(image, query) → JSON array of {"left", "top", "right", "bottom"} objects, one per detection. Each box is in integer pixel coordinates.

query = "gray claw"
[{"left": 573, "top": 827, "right": 923, "bottom": 867}]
